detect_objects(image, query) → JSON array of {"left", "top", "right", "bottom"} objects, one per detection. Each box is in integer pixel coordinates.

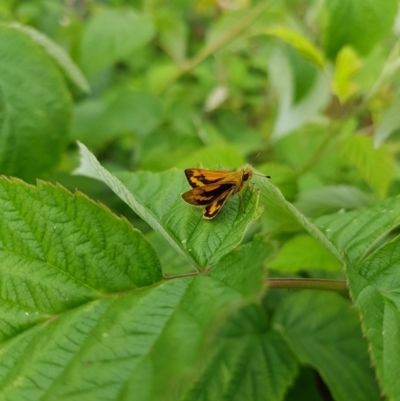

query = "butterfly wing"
[
  {"left": 203, "top": 188, "right": 235, "bottom": 219},
  {"left": 181, "top": 182, "right": 235, "bottom": 206},
  {"left": 184, "top": 169, "right": 231, "bottom": 188}
]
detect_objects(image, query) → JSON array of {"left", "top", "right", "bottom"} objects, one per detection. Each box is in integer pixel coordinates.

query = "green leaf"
[
  {"left": 182, "top": 303, "right": 298, "bottom": 401},
  {"left": 295, "top": 185, "right": 374, "bottom": 218},
  {"left": 0, "top": 177, "right": 161, "bottom": 329},
  {"left": 0, "top": 275, "right": 252, "bottom": 401},
  {"left": 0, "top": 26, "right": 71, "bottom": 181},
  {"left": 80, "top": 8, "right": 155, "bottom": 76},
  {"left": 315, "top": 194, "right": 400, "bottom": 264},
  {"left": 374, "top": 97, "right": 400, "bottom": 147},
  {"left": 0, "top": 181, "right": 269, "bottom": 400},
  {"left": 146, "top": 231, "right": 193, "bottom": 276},
  {"left": 353, "top": 46, "right": 388, "bottom": 95},
  {"left": 313, "top": 199, "right": 400, "bottom": 401},
  {"left": 323, "top": 0, "right": 398, "bottom": 58},
  {"left": 75, "top": 142, "right": 262, "bottom": 269},
  {"left": 269, "top": 234, "right": 342, "bottom": 273},
  {"left": 256, "top": 162, "right": 297, "bottom": 201},
  {"left": 151, "top": 240, "right": 272, "bottom": 400},
  {"left": 349, "top": 235, "right": 400, "bottom": 400},
  {"left": 287, "top": 47, "right": 320, "bottom": 104},
  {"left": 357, "top": 235, "right": 400, "bottom": 302},
  {"left": 254, "top": 173, "right": 341, "bottom": 261},
  {"left": 157, "top": 10, "right": 188, "bottom": 63},
  {"left": 274, "top": 291, "right": 381, "bottom": 401},
  {"left": 317, "top": 200, "right": 400, "bottom": 399},
  {"left": 8, "top": 22, "right": 90, "bottom": 94},
  {"left": 332, "top": 46, "right": 362, "bottom": 103},
  {"left": 268, "top": 48, "right": 330, "bottom": 140},
  {"left": 341, "top": 135, "right": 393, "bottom": 198},
  {"left": 210, "top": 235, "right": 273, "bottom": 297},
  {"left": 367, "top": 40, "right": 400, "bottom": 99},
  {"left": 266, "top": 26, "right": 324, "bottom": 68},
  {"left": 71, "top": 98, "right": 108, "bottom": 151}
]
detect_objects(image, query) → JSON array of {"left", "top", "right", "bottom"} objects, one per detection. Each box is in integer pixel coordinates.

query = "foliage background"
[{"left": 1, "top": 0, "right": 400, "bottom": 400}]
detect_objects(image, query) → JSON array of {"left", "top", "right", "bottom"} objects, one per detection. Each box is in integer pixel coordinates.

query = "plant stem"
[
  {"left": 163, "top": 271, "right": 200, "bottom": 280},
  {"left": 294, "top": 129, "right": 336, "bottom": 178},
  {"left": 157, "top": 1, "right": 273, "bottom": 93},
  {"left": 266, "top": 278, "right": 348, "bottom": 292},
  {"left": 164, "top": 274, "right": 348, "bottom": 293}
]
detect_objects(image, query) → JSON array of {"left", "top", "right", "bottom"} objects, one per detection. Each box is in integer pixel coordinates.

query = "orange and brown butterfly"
[{"left": 181, "top": 166, "right": 270, "bottom": 219}]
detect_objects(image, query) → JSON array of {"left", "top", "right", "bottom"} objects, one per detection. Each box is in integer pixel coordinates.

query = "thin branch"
[
  {"left": 266, "top": 278, "right": 348, "bottom": 292},
  {"left": 164, "top": 273, "right": 348, "bottom": 293},
  {"left": 294, "top": 128, "right": 336, "bottom": 177},
  {"left": 163, "top": 271, "right": 200, "bottom": 280},
  {"left": 157, "top": 1, "right": 273, "bottom": 93}
]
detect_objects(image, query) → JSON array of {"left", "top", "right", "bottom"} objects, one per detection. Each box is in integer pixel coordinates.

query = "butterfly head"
[
  {"left": 242, "top": 167, "right": 253, "bottom": 182},
  {"left": 242, "top": 166, "right": 271, "bottom": 181}
]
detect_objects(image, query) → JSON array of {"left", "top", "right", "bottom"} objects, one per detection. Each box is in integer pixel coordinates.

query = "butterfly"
[{"left": 181, "top": 167, "right": 270, "bottom": 219}]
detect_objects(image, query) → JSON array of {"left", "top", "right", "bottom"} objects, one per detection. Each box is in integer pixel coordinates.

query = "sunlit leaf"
[
  {"left": 332, "top": 46, "right": 362, "bottom": 103},
  {"left": 266, "top": 26, "right": 324, "bottom": 68}
]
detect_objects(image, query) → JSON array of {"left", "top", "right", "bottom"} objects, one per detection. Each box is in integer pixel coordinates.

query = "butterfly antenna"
[
  {"left": 250, "top": 152, "right": 261, "bottom": 165},
  {"left": 253, "top": 173, "right": 271, "bottom": 179},
  {"left": 248, "top": 152, "right": 270, "bottom": 179}
]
